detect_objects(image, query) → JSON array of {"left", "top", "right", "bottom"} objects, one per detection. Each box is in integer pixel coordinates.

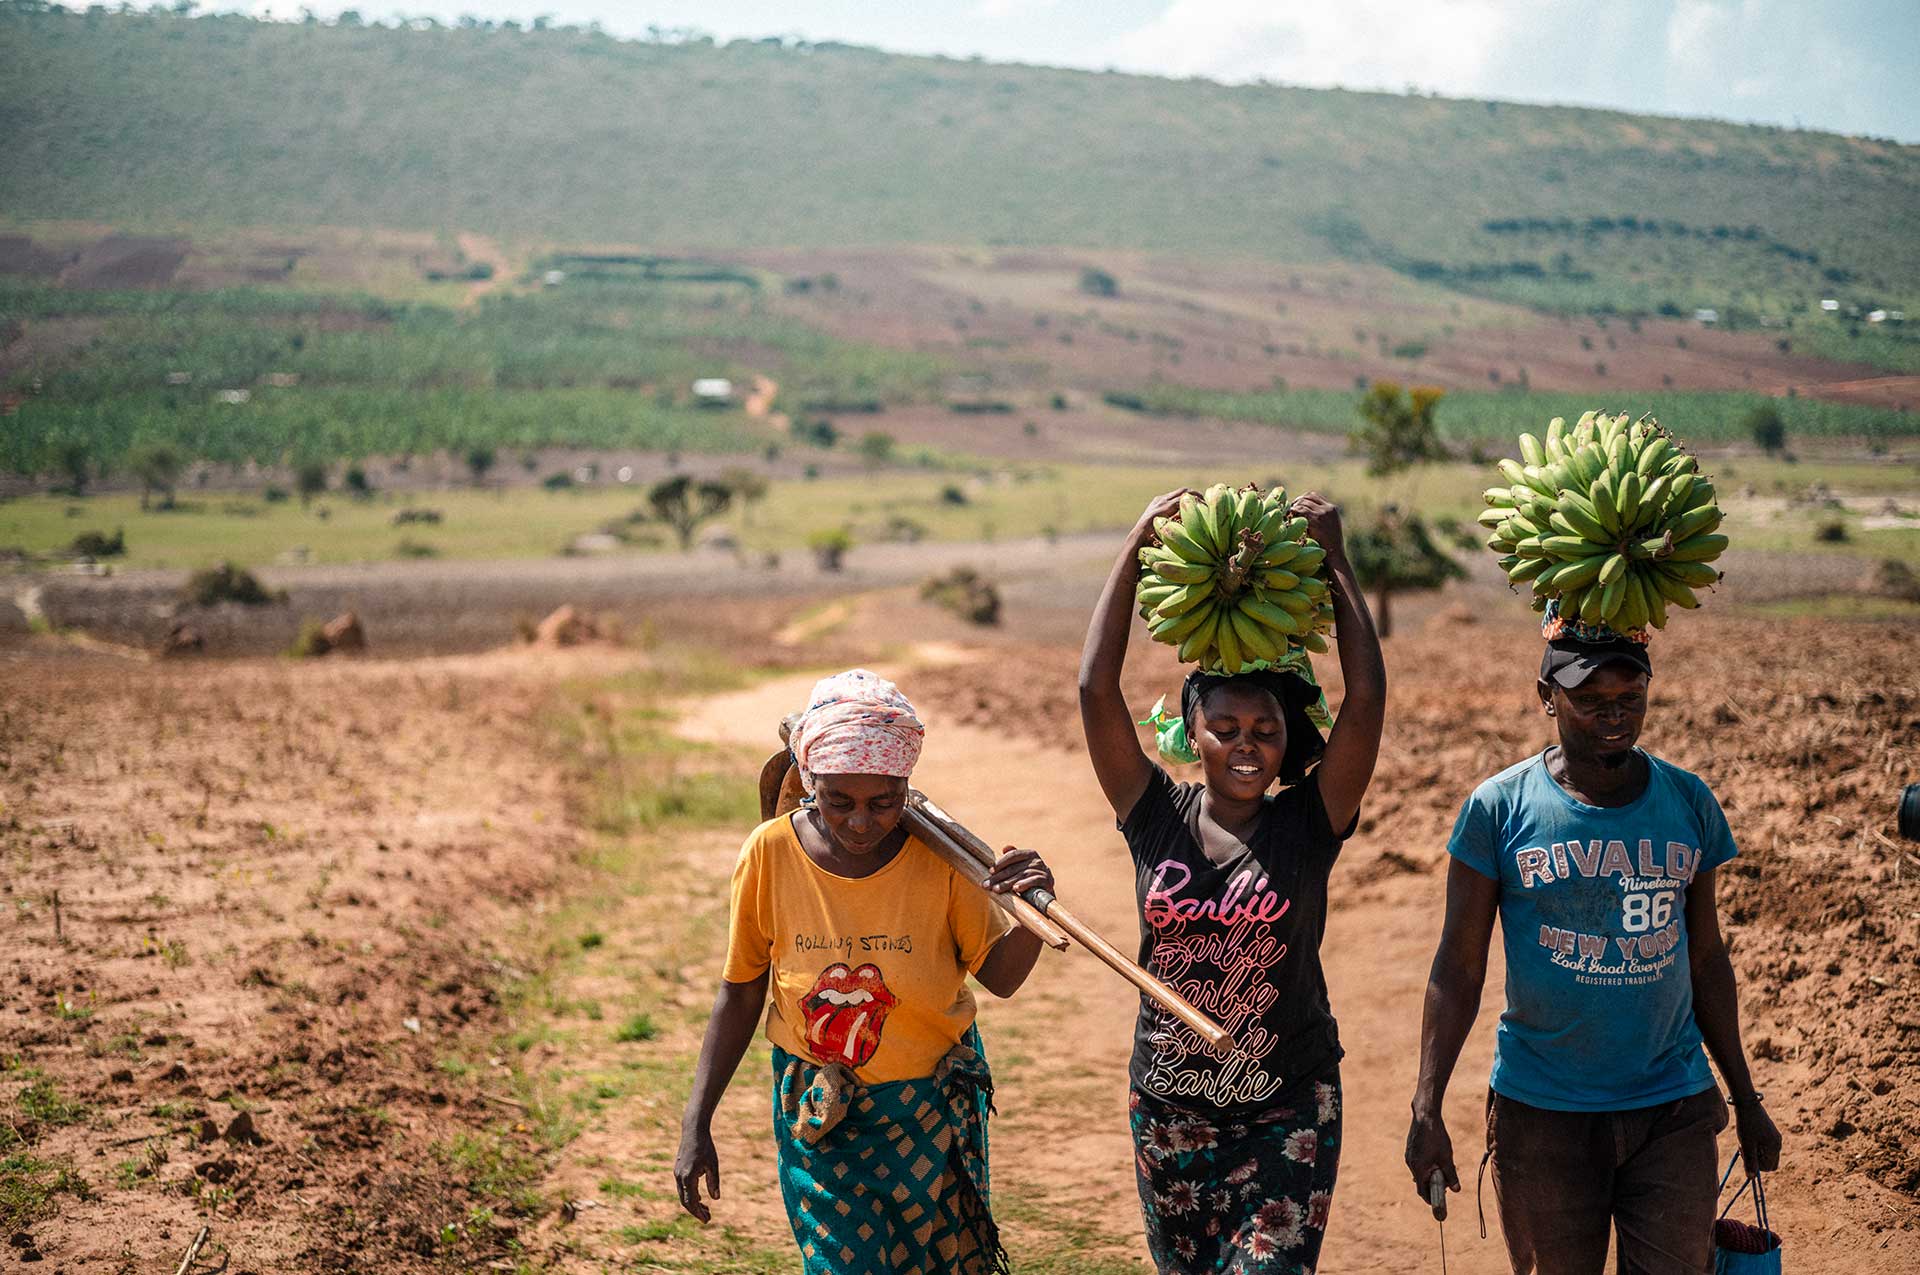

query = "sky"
[{"left": 250, "top": 0, "right": 1920, "bottom": 143}]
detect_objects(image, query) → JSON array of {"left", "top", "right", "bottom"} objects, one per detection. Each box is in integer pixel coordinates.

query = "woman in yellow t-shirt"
[{"left": 674, "top": 669, "right": 1054, "bottom": 1275}]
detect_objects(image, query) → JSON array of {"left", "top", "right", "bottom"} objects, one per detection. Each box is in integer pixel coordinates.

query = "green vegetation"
[
  {"left": 0, "top": 464, "right": 1197, "bottom": 570},
  {"left": 0, "top": 258, "right": 955, "bottom": 475},
  {"left": 1108, "top": 383, "right": 1918, "bottom": 442},
  {"left": 1, "top": 6, "right": 1915, "bottom": 336}
]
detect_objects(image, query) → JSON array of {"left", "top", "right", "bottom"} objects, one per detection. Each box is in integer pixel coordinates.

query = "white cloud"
[{"left": 1103, "top": 0, "right": 1517, "bottom": 93}]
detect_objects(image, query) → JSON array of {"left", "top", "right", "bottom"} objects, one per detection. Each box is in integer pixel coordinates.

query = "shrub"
[
  {"left": 1745, "top": 403, "right": 1787, "bottom": 454},
  {"left": 797, "top": 418, "right": 839, "bottom": 448},
  {"left": 920, "top": 567, "right": 1001, "bottom": 625},
  {"left": 390, "top": 507, "right": 443, "bottom": 526},
  {"left": 808, "top": 528, "right": 852, "bottom": 572},
  {"left": 939, "top": 484, "right": 969, "bottom": 506},
  {"left": 1814, "top": 519, "right": 1849, "bottom": 543},
  {"left": 181, "top": 562, "right": 283, "bottom": 607},
  {"left": 288, "top": 620, "right": 330, "bottom": 659},
  {"left": 394, "top": 537, "right": 439, "bottom": 558},
  {"left": 68, "top": 528, "right": 125, "bottom": 559},
  {"left": 294, "top": 459, "right": 328, "bottom": 507},
  {"left": 1079, "top": 267, "right": 1118, "bottom": 297},
  {"left": 541, "top": 471, "right": 576, "bottom": 491},
  {"left": 856, "top": 431, "right": 896, "bottom": 469},
  {"left": 343, "top": 465, "right": 373, "bottom": 499},
  {"left": 262, "top": 486, "right": 290, "bottom": 503}
]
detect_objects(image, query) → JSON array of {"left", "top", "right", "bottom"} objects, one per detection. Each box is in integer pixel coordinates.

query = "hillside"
[{"left": 3, "top": 5, "right": 1919, "bottom": 324}]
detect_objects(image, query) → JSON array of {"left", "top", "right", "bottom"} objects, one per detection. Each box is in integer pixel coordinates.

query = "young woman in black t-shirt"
[{"left": 1079, "top": 489, "right": 1386, "bottom": 1273}]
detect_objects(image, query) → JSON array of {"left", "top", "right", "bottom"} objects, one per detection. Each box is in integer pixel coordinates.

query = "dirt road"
[{"left": 675, "top": 631, "right": 1920, "bottom": 1273}]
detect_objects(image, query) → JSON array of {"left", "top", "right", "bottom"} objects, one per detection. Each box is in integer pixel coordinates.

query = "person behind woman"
[
  {"left": 1079, "top": 490, "right": 1386, "bottom": 1273},
  {"left": 674, "top": 669, "right": 1054, "bottom": 1275}
]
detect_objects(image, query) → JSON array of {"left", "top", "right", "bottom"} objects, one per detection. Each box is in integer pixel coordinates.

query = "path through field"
[{"left": 671, "top": 640, "right": 1920, "bottom": 1274}]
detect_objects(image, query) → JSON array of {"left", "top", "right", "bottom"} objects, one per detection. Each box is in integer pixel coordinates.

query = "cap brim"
[{"left": 1547, "top": 650, "right": 1651, "bottom": 689}]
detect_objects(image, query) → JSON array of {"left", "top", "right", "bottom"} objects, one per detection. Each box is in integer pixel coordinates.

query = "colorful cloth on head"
[
  {"left": 1141, "top": 649, "right": 1334, "bottom": 776},
  {"left": 772, "top": 1026, "right": 1008, "bottom": 1275},
  {"left": 790, "top": 668, "right": 926, "bottom": 793},
  {"left": 1541, "top": 598, "right": 1652, "bottom": 646}
]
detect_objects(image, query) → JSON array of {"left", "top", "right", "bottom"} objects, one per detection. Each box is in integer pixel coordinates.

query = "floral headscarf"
[{"left": 789, "top": 669, "right": 926, "bottom": 794}]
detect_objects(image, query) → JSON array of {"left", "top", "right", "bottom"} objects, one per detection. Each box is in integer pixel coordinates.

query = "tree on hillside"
[
  {"left": 54, "top": 438, "right": 92, "bottom": 497},
  {"left": 127, "top": 441, "right": 183, "bottom": 511},
  {"left": 1079, "top": 267, "right": 1118, "bottom": 297},
  {"left": 1345, "top": 508, "right": 1466, "bottom": 639},
  {"left": 718, "top": 467, "right": 769, "bottom": 526},
  {"left": 465, "top": 445, "right": 496, "bottom": 486},
  {"left": 1346, "top": 382, "right": 1459, "bottom": 636},
  {"left": 1349, "top": 380, "right": 1450, "bottom": 476},
  {"left": 1746, "top": 403, "right": 1787, "bottom": 455},
  {"left": 295, "top": 459, "right": 329, "bottom": 507},
  {"left": 856, "top": 431, "right": 896, "bottom": 472},
  {"left": 647, "top": 475, "right": 734, "bottom": 551}
]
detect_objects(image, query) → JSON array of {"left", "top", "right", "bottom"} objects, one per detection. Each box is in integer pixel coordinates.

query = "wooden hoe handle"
[{"left": 759, "top": 729, "right": 1233, "bottom": 1051}]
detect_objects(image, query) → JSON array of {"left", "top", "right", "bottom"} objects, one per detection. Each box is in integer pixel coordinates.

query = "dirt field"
[
  {"left": 3, "top": 563, "right": 1914, "bottom": 1271},
  {"left": 739, "top": 246, "right": 1900, "bottom": 405}
]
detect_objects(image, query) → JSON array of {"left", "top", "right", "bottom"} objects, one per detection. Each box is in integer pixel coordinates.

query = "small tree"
[
  {"left": 465, "top": 445, "right": 497, "bottom": 486},
  {"left": 647, "top": 475, "right": 734, "bottom": 551},
  {"left": 127, "top": 441, "right": 184, "bottom": 511},
  {"left": 1746, "top": 403, "right": 1787, "bottom": 455},
  {"left": 1349, "top": 381, "right": 1450, "bottom": 476},
  {"left": 55, "top": 439, "right": 92, "bottom": 497},
  {"left": 856, "top": 431, "right": 896, "bottom": 472},
  {"left": 1079, "top": 267, "right": 1118, "bottom": 298},
  {"left": 295, "top": 459, "right": 329, "bottom": 508},
  {"left": 718, "top": 467, "right": 769, "bottom": 526},
  {"left": 1345, "top": 508, "right": 1465, "bottom": 639}
]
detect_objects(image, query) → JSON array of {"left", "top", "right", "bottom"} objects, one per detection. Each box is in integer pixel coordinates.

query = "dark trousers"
[{"left": 1487, "top": 1086, "right": 1726, "bottom": 1275}]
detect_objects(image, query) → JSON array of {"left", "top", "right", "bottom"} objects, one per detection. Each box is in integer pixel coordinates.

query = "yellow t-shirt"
[{"left": 723, "top": 812, "right": 1016, "bottom": 1084}]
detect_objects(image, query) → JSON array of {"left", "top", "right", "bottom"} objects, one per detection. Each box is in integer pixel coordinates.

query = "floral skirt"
[{"left": 1129, "top": 1070, "right": 1342, "bottom": 1274}]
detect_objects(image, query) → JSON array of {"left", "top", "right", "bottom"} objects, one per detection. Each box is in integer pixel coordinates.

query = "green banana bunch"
[
  {"left": 1481, "top": 411, "right": 1726, "bottom": 633},
  {"left": 1136, "top": 482, "right": 1336, "bottom": 673}
]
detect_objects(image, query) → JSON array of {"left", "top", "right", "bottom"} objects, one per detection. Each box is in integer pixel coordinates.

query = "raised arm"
[
  {"left": 1293, "top": 492, "right": 1386, "bottom": 834},
  {"left": 1405, "top": 860, "right": 1499, "bottom": 1205},
  {"left": 1079, "top": 490, "right": 1187, "bottom": 821},
  {"left": 1687, "top": 868, "right": 1781, "bottom": 1178}
]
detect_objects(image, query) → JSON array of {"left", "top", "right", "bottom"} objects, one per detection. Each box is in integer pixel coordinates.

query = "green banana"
[
  {"left": 1667, "top": 532, "right": 1728, "bottom": 563},
  {"left": 1241, "top": 595, "right": 1304, "bottom": 636}
]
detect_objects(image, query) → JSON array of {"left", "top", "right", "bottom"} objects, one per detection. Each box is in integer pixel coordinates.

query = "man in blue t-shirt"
[{"left": 1404, "top": 633, "right": 1781, "bottom": 1274}]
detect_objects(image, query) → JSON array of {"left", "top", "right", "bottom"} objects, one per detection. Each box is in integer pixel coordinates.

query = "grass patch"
[
  {"left": 432, "top": 1130, "right": 547, "bottom": 1217},
  {"left": 15, "top": 1074, "right": 89, "bottom": 1128},
  {"left": 614, "top": 1013, "right": 659, "bottom": 1044},
  {"left": 0, "top": 1152, "right": 92, "bottom": 1230}
]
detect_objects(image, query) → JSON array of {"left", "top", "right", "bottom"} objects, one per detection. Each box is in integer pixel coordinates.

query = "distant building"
[
  {"left": 692, "top": 377, "right": 734, "bottom": 405},
  {"left": 543, "top": 269, "right": 566, "bottom": 286},
  {"left": 1692, "top": 308, "right": 1718, "bottom": 325},
  {"left": 1820, "top": 298, "right": 1840, "bottom": 312},
  {"left": 1869, "top": 310, "right": 1889, "bottom": 324}
]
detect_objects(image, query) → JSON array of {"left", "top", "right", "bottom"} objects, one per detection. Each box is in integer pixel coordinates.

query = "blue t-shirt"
[{"left": 1447, "top": 749, "right": 1737, "bottom": 1112}]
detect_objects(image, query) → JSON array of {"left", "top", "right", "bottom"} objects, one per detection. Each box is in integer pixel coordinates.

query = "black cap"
[
  {"left": 1539, "top": 634, "right": 1652, "bottom": 690},
  {"left": 1900, "top": 784, "right": 1920, "bottom": 842}
]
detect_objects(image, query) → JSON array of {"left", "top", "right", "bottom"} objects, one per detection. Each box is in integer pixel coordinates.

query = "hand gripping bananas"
[
  {"left": 1135, "top": 483, "right": 1337, "bottom": 674},
  {"left": 1480, "top": 412, "right": 1726, "bottom": 635}
]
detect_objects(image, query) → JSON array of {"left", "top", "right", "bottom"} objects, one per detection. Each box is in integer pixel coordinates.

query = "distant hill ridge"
[{"left": 2, "top": 5, "right": 1918, "bottom": 313}]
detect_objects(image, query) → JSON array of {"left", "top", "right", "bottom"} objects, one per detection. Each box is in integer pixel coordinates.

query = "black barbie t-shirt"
[{"left": 1120, "top": 765, "right": 1347, "bottom": 1111}]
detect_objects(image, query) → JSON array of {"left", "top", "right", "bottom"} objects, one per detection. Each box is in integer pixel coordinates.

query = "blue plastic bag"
[{"left": 1712, "top": 1155, "right": 1782, "bottom": 1274}]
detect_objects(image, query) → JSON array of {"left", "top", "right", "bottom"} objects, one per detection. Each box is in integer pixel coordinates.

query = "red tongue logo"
[{"left": 801, "top": 962, "right": 897, "bottom": 1068}]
